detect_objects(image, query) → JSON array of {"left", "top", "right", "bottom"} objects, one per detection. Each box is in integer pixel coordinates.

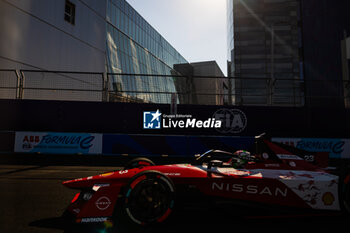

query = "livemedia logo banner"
[
  {"left": 143, "top": 108, "right": 248, "bottom": 134},
  {"left": 143, "top": 109, "right": 222, "bottom": 130},
  {"left": 143, "top": 110, "right": 162, "bottom": 129}
]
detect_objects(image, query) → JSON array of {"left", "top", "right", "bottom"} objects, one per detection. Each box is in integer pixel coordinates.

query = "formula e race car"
[{"left": 62, "top": 136, "right": 350, "bottom": 226}]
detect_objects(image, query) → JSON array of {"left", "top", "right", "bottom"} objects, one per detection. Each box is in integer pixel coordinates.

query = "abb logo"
[{"left": 23, "top": 136, "right": 40, "bottom": 143}]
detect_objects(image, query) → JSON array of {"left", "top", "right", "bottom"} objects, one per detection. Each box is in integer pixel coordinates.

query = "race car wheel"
[
  {"left": 342, "top": 175, "right": 350, "bottom": 214},
  {"left": 124, "top": 157, "right": 155, "bottom": 170},
  {"left": 123, "top": 170, "right": 175, "bottom": 225}
]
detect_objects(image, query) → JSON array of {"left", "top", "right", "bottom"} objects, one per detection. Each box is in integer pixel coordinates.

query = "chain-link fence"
[
  {"left": 105, "top": 73, "right": 306, "bottom": 106},
  {"left": 0, "top": 70, "right": 20, "bottom": 99},
  {"left": 0, "top": 69, "right": 349, "bottom": 107},
  {"left": 0, "top": 70, "right": 105, "bottom": 102}
]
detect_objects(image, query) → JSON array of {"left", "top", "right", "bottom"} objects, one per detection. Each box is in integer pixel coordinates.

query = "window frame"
[{"left": 64, "top": 0, "right": 76, "bottom": 25}]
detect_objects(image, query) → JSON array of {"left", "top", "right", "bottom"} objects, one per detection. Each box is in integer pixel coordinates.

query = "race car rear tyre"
[
  {"left": 123, "top": 170, "right": 175, "bottom": 225},
  {"left": 342, "top": 175, "right": 350, "bottom": 214},
  {"left": 124, "top": 157, "right": 155, "bottom": 170}
]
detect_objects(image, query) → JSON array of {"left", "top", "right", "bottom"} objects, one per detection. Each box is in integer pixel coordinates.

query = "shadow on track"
[
  {"left": 29, "top": 205, "right": 349, "bottom": 233},
  {"left": 29, "top": 217, "right": 66, "bottom": 230}
]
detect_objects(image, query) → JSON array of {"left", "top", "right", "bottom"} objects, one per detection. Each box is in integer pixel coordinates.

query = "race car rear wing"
[{"left": 254, "top": 134, "right": 329, "bottom": 168}]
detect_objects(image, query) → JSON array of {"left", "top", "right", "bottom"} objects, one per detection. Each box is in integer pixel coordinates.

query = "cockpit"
[{"left": 193, "top": 149, "right": 260, "bottom": 169}]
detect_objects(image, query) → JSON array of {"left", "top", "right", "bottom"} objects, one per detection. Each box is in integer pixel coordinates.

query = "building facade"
[
  {"left": 0, "top": 0, "right": 106, "bottom": 72},
  {"left": 106, "top": 0, "right": 188, "bottom": 103},
  {"left": 174, "top": 61, "right": 228, "bottom": 105},
  {"left": 300, "top": 0, "right": 350, "bottom": 108},
  {"left": 0, "top": 0, "right": 189, "bottom": 103},
  {"left": 227, "top": 0, "right": 304, "bottom": 106}
]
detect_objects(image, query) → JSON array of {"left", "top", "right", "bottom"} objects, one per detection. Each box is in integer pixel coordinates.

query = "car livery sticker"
[
  {"left": 100, "top": 172, "right": 114, "bottom": 177},
  {"left": 215, "top": 167, "right": 340, "bottom": 210},
  {"left": 276, "top": 154, "right": 303, "bottom": 160},
  {"left": 81, "top": 217, "right": 108, "bottom": 223},
  {"left": 216, "top": 167, "right": 252, "bottom": 177},
  {"left": 95, "top": 196, "right": 111, "bottom": 211}
]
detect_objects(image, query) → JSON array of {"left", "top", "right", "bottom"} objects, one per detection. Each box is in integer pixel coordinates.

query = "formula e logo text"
[{"left": 143, "top": 110, "right": 162, "bottom": 129}]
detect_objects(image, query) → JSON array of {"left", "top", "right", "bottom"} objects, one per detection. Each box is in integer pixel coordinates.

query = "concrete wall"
[{"left": 0, "top": 0, "right": 106, "bottom": 72}]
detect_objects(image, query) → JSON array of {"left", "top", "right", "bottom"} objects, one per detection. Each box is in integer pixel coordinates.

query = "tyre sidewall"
[
  {"left": 124, "top": 158, "right": 155, "bottom": 170},
  {"left": 342, "top": 175, "right": 350, "bottom": 214},
  {"left": 123, "top": 170, "right": 175, "bottom": 225}
]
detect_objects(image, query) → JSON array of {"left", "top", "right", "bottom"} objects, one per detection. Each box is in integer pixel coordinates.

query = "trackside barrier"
[
  {"left": 272, "top": 137, "right": 350, "bottom": 159},
  {"left": 12, "top": 131, "right": 255, "bottom": 156},
  {"left": 102, "top": 134, "right": 256, "bottom": 157},
  {"left": 0, "top": 131, "right": 15, "bottom": 153},
  {"left": 10, "top": 131, "right": 350, "bottom": 159}
]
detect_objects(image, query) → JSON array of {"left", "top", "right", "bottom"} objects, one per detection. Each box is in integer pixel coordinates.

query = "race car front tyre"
[
  {"left": 124, "top": 157, "right": 155, "bottom": 170},
  {"left": 123, "top": 170, "right": 175, "bottom": 225}
]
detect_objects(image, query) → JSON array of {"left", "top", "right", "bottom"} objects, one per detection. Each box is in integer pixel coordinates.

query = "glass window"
[
  {"left": 124, "top": 36, "right": 129, "bottom": 55},
  {"left": 111, "top": 4, "right": 116, "bottom": 26},
  {"left": 126, "top": 38, "right": 131, "bottom": 55},
  {"left": 124, "top": 15, "right": 128, "bottom": 35},
  {"left": 116, "top": 51, "right": 122, "bottom": 70},
  {"left": 115, "top": 0, "right": 121, "bottom": 9},
  {"left": 146, "top": 24, "right": 150, "bottom": 35},
  {"left": 115, "top": 29, "right": 120, "bottom": 49},
  {"left": 136, "top": 14, "right": 141, "bottom": 26},
  {"left": 118, "top": 33, "right": 123, "bottom": 52},
  {"left": 110, "top": 50, "right": 116, "bottom": 68},
  {"left": 115, "top": 7, "right": 120, "bottom": 28},
  {"left": 130, "top": 3, "right": 136, "bottom": 21},
  {"left": 120, "top": 0, "right": 125, "bottom": 13},
  {"left": 106, "top": 0, "right": 111, "bottom": 22},
  {"left": 141, "top": 29, "right": 145, "bottom": 47},
  {"left": 119, "top": 52, "right": 124, "bottom": 72},
  {"left": 135, "top": 25, "right": 139, "bottom": 42},
  {"left": 120, "top": 12, "right": 125, "bottom": 33},
  {"left": 124, "top": 2, "right": 129, "bottom": 16},
  {"left": 128, "top": 18, "right": 132, "bottom": 37},
  {"left": 64, "top": 0, "right": 75, "bottom": 25},
  {"left": 133, "top": 21, "right": 136, "bottom": 40},
  {"left": 125, "top": 56, "right": 130, "bottom": 73}
]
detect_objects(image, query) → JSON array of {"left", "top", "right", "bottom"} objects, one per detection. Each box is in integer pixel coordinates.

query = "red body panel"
[
  {"left": 63, "top": 164, "right": 340, "bottom": 221},
  {"left": 62, "top": 140, "right": 342, "bottom": 222}
]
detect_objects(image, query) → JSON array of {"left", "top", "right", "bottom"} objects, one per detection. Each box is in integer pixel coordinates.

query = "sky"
[{"left": 126, "top": 0, "right": 228, "bottom": 76}]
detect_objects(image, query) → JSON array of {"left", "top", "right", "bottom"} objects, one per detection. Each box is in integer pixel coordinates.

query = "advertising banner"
[
  {"left": 141, "top": 108, "right": 248, "bottom": 134},
  {"left": 272, "top": 137, "right": 350, "bottom": 159},
  {"left": 14, "top": 132, "right": 102, "bottom": 154},
  {"left": 103, "top": 134, "right": 255, "bottom": 157}
]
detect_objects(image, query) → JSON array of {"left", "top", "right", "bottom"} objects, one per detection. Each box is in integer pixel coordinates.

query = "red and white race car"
[{"left": 63, "top": 137, "right": 350, "bottom": 225}]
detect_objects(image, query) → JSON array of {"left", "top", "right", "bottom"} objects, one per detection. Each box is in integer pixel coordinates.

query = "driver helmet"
[{"left": 233, "top": 150, "right": 252, "bottom": 161}]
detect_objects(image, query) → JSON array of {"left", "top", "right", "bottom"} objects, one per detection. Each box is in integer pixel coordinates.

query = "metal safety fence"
[
  {"left": 0, "top": 70, "right": 105, "bottom": 102},
  {"left": 0, "top": 69, "right": 349, "bottom": 107},
  {"left": 0, "top": 69, "right": 20, "bottom": 99}
]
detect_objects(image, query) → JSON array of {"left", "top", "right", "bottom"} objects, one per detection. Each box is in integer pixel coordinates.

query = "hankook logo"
[
  {"left": 211, "top": 182, "right": 288, "bottom": 197},
  {"left": 213, "top": 108, "right": 247, "bottom": 134}
]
